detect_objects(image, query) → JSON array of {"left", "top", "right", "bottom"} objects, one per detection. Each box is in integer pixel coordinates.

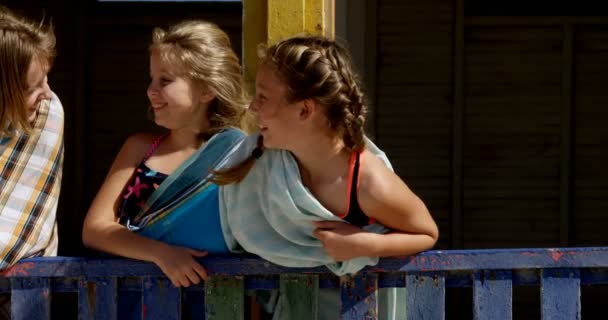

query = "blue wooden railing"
[{"left": 1, "top": 247, "right": 607, "bottom": 319}]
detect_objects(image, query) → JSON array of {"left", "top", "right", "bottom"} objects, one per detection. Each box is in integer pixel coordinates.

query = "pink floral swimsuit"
[{"left": 117, "top": 135, "right": 168, "bottom": 225}]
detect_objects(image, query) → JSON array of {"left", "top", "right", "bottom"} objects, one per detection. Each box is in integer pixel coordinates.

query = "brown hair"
[
  {"left": 149, "top": 20, "right": 255, "bottom": 137},
  {"left": 213, "top": 35, "right": 367, "bottom": 185},
  {"left": 0, "top": 6, "right": 55, "bottom": 135}
]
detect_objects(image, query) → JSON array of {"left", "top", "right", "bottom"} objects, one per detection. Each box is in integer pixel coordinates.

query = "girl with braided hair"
[
  {"left": 218, "top": 35, "right": 438, "bottom": 263},
  {"left": 215, "top": 35, "right": 438, "bottom": 318}
]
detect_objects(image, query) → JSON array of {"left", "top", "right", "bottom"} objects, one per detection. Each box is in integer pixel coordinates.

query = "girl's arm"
[
  {"left": 82, "top": 133, "right": 208, "bottom": 287},
  {"left": 313, "top": 151, "right": 439, "bottom": 261}
]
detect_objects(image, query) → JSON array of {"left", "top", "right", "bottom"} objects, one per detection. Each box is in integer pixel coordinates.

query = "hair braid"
[
  {"left": 214, "top": 35, "right": 370, "bottom": 185},
  {"left": 323, "top": 44, "right": 366, "bottom": 152}
]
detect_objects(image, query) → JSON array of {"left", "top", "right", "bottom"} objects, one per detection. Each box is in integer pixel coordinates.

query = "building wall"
[
  {"left": 6, "top": 0, "right": 608, "bottom": 255},
  {"left": 372, "top": 2, "right": 608, "bottom": 317},
  {"left": 375, "top": 0, "right": 608, "bottom": 250}
]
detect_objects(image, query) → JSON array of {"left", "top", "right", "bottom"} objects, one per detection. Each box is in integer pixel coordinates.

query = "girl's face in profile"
[
  {"left": 24, "top": 58, "right": 51, "bottom": 122},
  {"left": 250, "top": 63, "right": 303, "bottom": 150}
]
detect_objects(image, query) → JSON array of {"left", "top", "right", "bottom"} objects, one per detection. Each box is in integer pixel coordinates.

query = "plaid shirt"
[{"left": 0, "top": 93, "right": 64, "bottom": 270}]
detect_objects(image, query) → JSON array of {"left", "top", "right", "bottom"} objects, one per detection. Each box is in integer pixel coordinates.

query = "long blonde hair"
[
  {"left": 149, "top": 20, "right": 255, "bottom": 137},
  {"left": 213, "top": 35, "right": 368, "bottom": 185},
  {"left": 0, "top": 6, "right": 55, "bottom": 135}
]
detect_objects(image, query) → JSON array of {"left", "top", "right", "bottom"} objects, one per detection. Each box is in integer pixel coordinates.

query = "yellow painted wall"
[{"left": 243, "top": 0, "right": 334, "bottom": 91}]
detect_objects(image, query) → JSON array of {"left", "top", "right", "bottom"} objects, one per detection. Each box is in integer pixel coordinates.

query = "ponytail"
[{"left": 211, "top": 135, "right": 264, "bottom": 185}]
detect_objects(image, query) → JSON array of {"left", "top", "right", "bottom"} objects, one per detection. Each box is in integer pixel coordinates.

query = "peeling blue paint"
[{"left": 0, "top": 248, "right": 606, "bottom": 319}]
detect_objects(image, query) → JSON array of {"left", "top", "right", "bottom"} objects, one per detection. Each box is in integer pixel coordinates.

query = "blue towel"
[{"left": 127, "top": 128, "right": 246, "bottom": 254}]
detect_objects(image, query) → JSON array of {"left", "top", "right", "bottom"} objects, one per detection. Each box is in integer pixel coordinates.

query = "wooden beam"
[
  {"left": 560, "top": 24, "right": 574, "bottom": 246},
  {"left": 466, "top": 16, "right": 608, "bottom": 26},
  {"left": 451, "top": 0, "right": 465, "bottom": 249},
  {"left": 364, "top": 0, "right": 378, "bottom": 139}
]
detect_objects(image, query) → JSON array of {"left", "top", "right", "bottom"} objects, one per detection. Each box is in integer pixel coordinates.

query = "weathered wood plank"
[
  {"left": 451, "top": 0, "right": 465, "bottom": 250},
  {"left": 473, "top": 270, "right": 512, "bottom": 319},
  {"left": 143, "top": 277, "right": 180, "bottom": 320},
  {"left": 541, "top": 268, "right": 580, "bottom": 320},
  {"left": 466, "top": 16, "right": 608, "bottom": 26},
  {"left": 10, "top": 278, "right": 51, "bottom": 320},
  {"left": 205, "top": 276, "right": 243, "bottom": 320},
  {"left": 77, "top": 277, "right": 117, "bottom": 320},
  {"left": 4, "top": 248, "right": 608, "bottom": 276},
  {"left": 560, "top": 23, "right": 574, "bottom": 247},
  {"left": 406, "top": 271, "right": 445, "bottom": 319},
  {"left": 279, "top": 274, "right": 318, "bottom": 320},
  {"left": 340, "top": 273, "right": 378, "bottom": 319}
]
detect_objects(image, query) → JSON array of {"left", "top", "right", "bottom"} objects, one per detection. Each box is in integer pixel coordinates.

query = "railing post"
[
  {"left": 205, "top": 275, "right": 244, "bottom": 320},
  {"left": 340, "top": 273, "right": 378, "bottom": 319},
  {"left": 10, "top": 278, "right": 51, "bottom": 320},
  {"left": 473, "top": 270, "right": 512, "bottom": 320},
  {"left": 541, "top": 268, "right": 581, "bottom": 320},
  {"left": 279, "top": 274, "right": 318, "bottom": 320},
  {"left": 77, "top": 277, "right": 117, "bottom": 320},
  {"left": 406, "top": 271, "right": 445, "bottom": 320},
  {"left": 142, "top": 277, "right": 181, "bottom": 320}
]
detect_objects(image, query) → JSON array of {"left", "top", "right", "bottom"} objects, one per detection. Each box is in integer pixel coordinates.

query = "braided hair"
[{"left": 213, "top": 35, "right": 368, "bottom": 184}]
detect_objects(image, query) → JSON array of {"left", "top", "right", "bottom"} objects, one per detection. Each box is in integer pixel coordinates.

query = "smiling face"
[
  {"left": 146, "top": 50, "right": 211, "bottom": 132},
  {"left": 249, "top": 63, "right": 304, "bottom": 150},
  {"left": 24, "top": 57, "right": 52, "bottom": 122}
]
